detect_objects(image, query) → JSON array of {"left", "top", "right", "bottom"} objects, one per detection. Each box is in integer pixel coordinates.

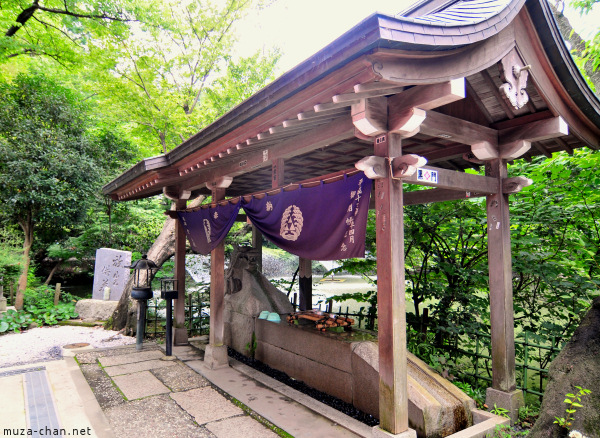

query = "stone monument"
[
  {"left": 92, "top": 248, "right": 132, "bottom": 301},
  {"left": 223, "top": 245, "right": 293, "bottom": 355}
]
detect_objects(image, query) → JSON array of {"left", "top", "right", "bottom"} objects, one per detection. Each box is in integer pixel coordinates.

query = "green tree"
[
  {"left": 0, "top": 0, "right": 160, "bottom": 64},
  {"left": 84, "top": 0, "right": 280, "bottom": 153},
  {"left": 569, "top": 0, "right": 600, "bottom": 79},
  {"left": 0, "top": 73, "right": 130, "bottom": 308}
]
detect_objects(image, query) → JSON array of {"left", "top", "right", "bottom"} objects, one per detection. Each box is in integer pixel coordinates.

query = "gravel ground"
[{"left": 0, "top": 325, "right": 136, "bottom": 368}]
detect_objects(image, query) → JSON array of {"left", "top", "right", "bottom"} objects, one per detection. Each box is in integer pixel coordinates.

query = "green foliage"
[
  {"left": 554, "top": 386, "right": 592, "bottom": 430},
  {"left": 569, "top": 0, "right": 600, "bottom": 75},
  {"left": 0, "top": 225, "right": 22, "bottom": 288},
  {"left": 0, "top": 0, "right": 162, "bottom": 65},
  {"left": 0, "top": 285, "right": 78, "bottom": 333},
  {"left": 453, "top": 380, "right": 486, "bottom": 409},
  {"left": 490, "top": 404, "right": 511, "bottom": 418},
  {"left": 84, "top": 0, "right": 280, "bottom": 154},
  {"left": 488, "top": 424, "right": 529, "bottom": 437},
  {"left": 245, "top": 332, "right": 257, "bottom": 358}
]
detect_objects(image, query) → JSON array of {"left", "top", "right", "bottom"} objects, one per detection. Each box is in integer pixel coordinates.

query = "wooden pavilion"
[{"left": 104, "top": 0, "right": 600, "bottom": 435}]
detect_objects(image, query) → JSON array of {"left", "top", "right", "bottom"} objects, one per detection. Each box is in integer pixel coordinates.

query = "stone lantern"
[{"left": 126, "top": 255, "right": 158, "bottom": 350}]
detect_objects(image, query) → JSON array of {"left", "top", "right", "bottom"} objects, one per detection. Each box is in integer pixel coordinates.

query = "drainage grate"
[
  {"left": 23, "top": 370, "right": 63, "bottom": 437},
  {"left": 0, "top": 366, "right": 45, "bottom": 378}
]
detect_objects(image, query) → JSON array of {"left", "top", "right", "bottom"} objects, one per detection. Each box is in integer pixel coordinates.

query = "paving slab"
[
  {"left": 112, "top": 370, "right": 171, "bottom": 400},
  {"left": 76, "top": 344, "right": 160, "bottom": 364},
  {"left": 104, "top": 394, "right": 210, "bottom": 437},
  {"left": 170, "top": 386, "right": 244, "bottom": 425},
  {"left": 206, "top": 415, "right": 279, "bottom": 438},
  {"left": 103, "top": 358, "right": 176, "bottom": 376},
  {"left": 151, "top": 362, "right": 210, "bottom": 392},
  {"left": 166, "top": 345, "right": 204, "bottom": 361},
  {"left": 186, "top": 359, "right": 362, "bottom": 438},
  {"left": 80, "top": 363, "right": 125, "bottom": 409},
  {"left": 99, "top": 349, "right": 165, "bottom": 367}
]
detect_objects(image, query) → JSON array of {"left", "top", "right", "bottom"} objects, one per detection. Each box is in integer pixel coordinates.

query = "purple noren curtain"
[{"left": 176, "top": 172, "right": 372, "bottom": 260}]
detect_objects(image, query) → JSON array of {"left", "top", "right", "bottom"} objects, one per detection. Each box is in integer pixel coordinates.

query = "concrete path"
[{"left": 0, "top": 341, "right": 373, "bottom": 438}]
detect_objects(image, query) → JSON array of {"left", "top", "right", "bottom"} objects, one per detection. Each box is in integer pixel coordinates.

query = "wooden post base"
[
  {"left": 372, "top": 426, "right": 417, "bottom": 438},
  {"left": 204, "top": 344, "right": 229, "bottom": 369},
  {"left": 485, "top": 388, "right": 524, "bottom": 425}
]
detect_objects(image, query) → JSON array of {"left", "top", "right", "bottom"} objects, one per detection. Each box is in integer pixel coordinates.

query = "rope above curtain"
[{"left": 176, "top": 171, "right": 372, "bottom": 260}]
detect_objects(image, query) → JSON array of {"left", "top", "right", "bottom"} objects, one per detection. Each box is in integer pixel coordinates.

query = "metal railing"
[
  {"left": 438, "top": 329, "right": 564, "bottom": 400},
  {"left": 144, "top": 288, "right": 560, "bottom": 400},
  {"left": 145, "top": 289, "right": 209, "bottom": 338}
]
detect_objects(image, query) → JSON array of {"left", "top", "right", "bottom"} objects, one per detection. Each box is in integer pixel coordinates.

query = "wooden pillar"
[
  {"left": 298, "top": 258, "right": 312, "bottom": 311},
  {"left": 173, "top": 198, "right": 188, "bottom": 345},
  {"left": 252, "top": 226, "right": 262, "bottom": 273},
  {"left": 204, "top": 188, "right": 228, "bottom": 368},
  {"left": 374, "top": 133, "right": 414, "bottom": 437},
  {"left": 484, "top": 159, "right": 523, "bottom": 421}
]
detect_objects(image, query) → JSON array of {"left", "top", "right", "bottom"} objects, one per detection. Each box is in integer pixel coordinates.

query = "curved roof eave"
[
  {"left": 525, "top": 0, "right": 600, "bottom": 128},
  {"left": 104, "top": 0, "right": 588, "bottom": 198}
]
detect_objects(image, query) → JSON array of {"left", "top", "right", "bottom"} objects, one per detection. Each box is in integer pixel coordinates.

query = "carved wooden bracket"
[
  {"left": 498, "top": 51, "right": 531, "bottom": 110},
  {"left": 355, "top": 156, "right": 388, "bottom": 179},
  {"left": 163, "top": 186, "right": 192, "bottom": 200},
  {"left": 355, "top": 154, "right": 427, "bottom": 179},
  {"left": 390, "top": 154, "right": 428, "bottom": 178},
  {"left": 503, "top": 176, "right": 533, "bottom": 194},
  {"left": 351, "top": 97, "right": 387, "bottom": 136},
  {"left": 389, "top": 107, "right": 426, "bottom": 138},
  {"left": 206, "top": 176, "right": 233, "bottom": 190}
]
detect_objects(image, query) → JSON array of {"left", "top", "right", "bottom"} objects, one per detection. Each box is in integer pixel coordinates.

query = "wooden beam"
[
  {"left": 465, "top": 78, "right": 494, "bottom": 124},
  {"left": 388, "top": 79, "right": 466, "bottom": 112},
  {"left": 314, "top": 100, "right": 359, "bottom": 112},
  {"left": 351, "top": 97, "right": 387, "bottom": 136},
  {"left": 404, "top": 188, "right": 487, "bottom": 205},
  {"left": 498, "top": 117, "right": 568, "bottom": 158},
  {"left": 389, "top": 108, "right": 426, "bottom": 138},
  {"left": 403, "top": 166, "right": 498, "bottom": 193},
  {"left": 422, "top": 144, "right": 472, "bottom": 163},
  {"left": 354, "top": 81, "right": 406, "bottom": 93},
  {"left": 481, "top": 69, "right": 515, "bottom": 120},
  {"left": 333, "top": 85, "right": 405, "bottom": 103},
  {"left": 419, "top": 110, "right": 497, "bottom": 146},
  {"left": 179, "top": 118, "right": 355, "bottom": 193},
  {"left": 296, "top": 107, "right": 348, "bottom": 121}
]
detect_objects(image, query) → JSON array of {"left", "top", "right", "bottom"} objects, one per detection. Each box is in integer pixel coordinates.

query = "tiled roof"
[{"left": 407, "top": 0, "right": 512, "bottom": 25}]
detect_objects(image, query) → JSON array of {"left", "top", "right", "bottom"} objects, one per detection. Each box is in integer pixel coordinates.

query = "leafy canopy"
[{"left": 0, "top": 72, "right": 132, "bottom": 241}]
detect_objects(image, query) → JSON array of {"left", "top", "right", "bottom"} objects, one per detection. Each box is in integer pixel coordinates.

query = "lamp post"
[
  {"left": 160, "top": 278, "right": 178, "bottom": 356},
  {"left": 126, "top": 255, "right": 158, "bottom": 351}
]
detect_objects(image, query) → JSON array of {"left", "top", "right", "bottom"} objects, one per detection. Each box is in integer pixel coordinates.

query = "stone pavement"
[
  {"left": 0, "top": 340, "right": 371, "bottom": 437},
  {"left": 75, "top": 343, "right": 281, "bottom": 437}
]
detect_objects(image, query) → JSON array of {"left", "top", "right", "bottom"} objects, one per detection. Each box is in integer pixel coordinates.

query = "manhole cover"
[{"left": 63, "top": 343, "right": 90, "bottom": 349}]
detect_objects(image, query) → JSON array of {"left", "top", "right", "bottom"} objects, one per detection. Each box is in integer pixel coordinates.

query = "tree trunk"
[
  {"left": 15, "top": 212, "right": 33, "bottom": 310},
  {"left": 109, "top": 196, "right": 203, "bottom": 334},
  {"left": 44, "top": 259, "right": 62, "bottom": 285}
]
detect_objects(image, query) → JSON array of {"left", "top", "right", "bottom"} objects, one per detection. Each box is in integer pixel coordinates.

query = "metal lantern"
[
  {"left": 160, "top": 278, "right": 178, "bottom": 357},
  {"left": 126, "top": 254, "right": 159, "bottom": 350}
]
